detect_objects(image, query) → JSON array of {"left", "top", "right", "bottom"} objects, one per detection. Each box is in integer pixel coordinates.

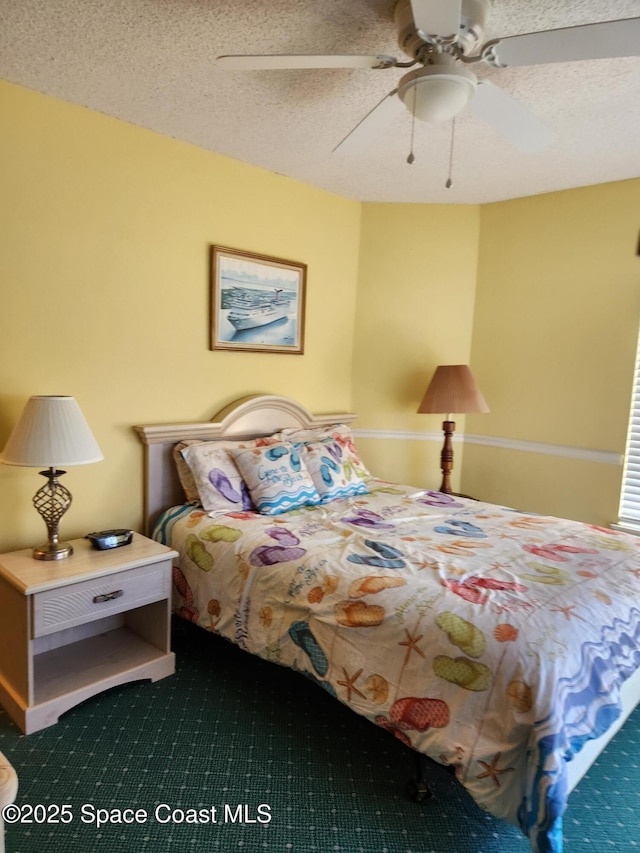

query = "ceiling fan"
[{"left": 216, "top": 0, "right": 640, "bottom": 155}]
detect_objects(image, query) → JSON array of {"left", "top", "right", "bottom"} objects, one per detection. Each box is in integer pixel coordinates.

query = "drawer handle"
[{"left": 93, "top": 590, "right": 124, "bottom": 603}]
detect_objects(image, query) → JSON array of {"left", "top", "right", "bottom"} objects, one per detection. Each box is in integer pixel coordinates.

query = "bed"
[{"left": 136, "top": 394, "right": 640, "bottom": 853}]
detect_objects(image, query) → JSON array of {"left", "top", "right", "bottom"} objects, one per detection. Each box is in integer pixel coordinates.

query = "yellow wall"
[
  {"left": 463, "top": 180, "right": 640, "bottom": 524},
  {"left": 2, "top": 80, "right": 639, "bottom": 550},
  {"left": 0, "top": 81, "right": 361, "bottom": 552},
  {"left": 352, "top": 203, "right": 481, "bottom": 491}
]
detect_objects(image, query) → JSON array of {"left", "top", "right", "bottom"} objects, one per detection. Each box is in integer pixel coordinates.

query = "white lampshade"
[
  {"left": 398, "top": 64, "right": 477, "bottom": 123},
  {"left": 1, "top": 396, "right": 103, "bottom": 468}
]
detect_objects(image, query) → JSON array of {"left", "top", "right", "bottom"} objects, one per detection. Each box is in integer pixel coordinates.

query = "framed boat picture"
[{"left": 210, "top": 245, "right": 307, "bottom": 354}]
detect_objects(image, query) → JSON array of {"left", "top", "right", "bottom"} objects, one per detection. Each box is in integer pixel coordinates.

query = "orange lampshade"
[{"left": 417, "top": 365, "right": 489, "bottom": 415}]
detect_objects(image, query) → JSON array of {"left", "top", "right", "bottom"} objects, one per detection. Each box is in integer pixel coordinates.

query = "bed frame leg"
[{"left": 406, "top": 751, "right": 434, "bottom": 803}]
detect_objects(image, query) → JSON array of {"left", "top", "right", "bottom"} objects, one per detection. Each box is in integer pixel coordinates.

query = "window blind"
[{"left": 618, "top": 335, "right": 640, "bottom": 531}]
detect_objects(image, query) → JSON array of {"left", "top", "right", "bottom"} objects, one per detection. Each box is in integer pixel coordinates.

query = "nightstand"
[{"left": 0, "top": 533, "right": 178, "bottom": 734}]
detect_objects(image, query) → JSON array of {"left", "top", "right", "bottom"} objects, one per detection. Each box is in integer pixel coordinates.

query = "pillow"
[
  {"left": 173, "top": 440, "right": 205, "bottom": 504},
  {"left": 174, "top": 434, "right": 283, "bottom": 507},
  {"left": 279, "top": 424, "right": 372, "bottom": 481},
  {"left": 275, "top": 424, "right": 345, "bottom": 443},
  {"left": 230, "top": 442, "right": 321, "bottom": 515},
  {"left": 300, "top": 437, "right": 369, "bottom": 502},
  {"left": 179, "top": 442, "right": 254, "bottom": 514}
]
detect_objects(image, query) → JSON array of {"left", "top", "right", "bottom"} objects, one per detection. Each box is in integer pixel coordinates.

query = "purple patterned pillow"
[{"left": 179, "top": 443, "right": 254, "bottom": 514}]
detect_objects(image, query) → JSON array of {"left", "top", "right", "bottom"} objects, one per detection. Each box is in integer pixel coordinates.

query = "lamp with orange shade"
[{"left": 417, "top": 364, "right": 489, "bottom": 494}]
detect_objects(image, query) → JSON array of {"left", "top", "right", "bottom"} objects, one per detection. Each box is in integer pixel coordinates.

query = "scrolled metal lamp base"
[{"left": 32, "top": 467, "right": 74, "bottom": 560}]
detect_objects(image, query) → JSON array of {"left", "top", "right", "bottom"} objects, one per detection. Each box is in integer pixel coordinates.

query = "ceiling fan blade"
[
  {"left": 333, "top": 89, "right": 405, "bottom": 155},
  {"left": 489, "top": 17, "right": 640, "bottom": 67},
  {"left": 468, "top": 80, "right": 555, "bottom": 153},
  {"left": 216, "top": 54, "right": 396, "bottom": 70},
  {"left": 410, "top": 0, "right": 462, "bottom": 38}
]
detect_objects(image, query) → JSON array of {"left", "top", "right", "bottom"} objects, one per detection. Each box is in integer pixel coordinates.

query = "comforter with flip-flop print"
[{"left": 154, "top": 481, "right": 640, "bottom": 853}]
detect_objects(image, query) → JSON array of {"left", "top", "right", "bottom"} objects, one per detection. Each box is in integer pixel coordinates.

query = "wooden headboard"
[{"left": 134, "top": 394, "right": 357, "bottom": 535}]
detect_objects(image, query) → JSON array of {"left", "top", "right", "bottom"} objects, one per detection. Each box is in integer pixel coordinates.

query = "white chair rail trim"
[{"left": 352, "top": 429, "right": 622, "bottom": 466}]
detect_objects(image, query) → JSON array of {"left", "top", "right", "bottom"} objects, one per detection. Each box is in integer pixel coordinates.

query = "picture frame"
[{"left": 210, "top": 245, "right": 307, "bottom": 354}]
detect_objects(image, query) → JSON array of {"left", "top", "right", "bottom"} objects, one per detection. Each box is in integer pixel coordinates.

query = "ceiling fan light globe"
[{"left": 398, "top": 65, "right": 477, "bottom": 122}]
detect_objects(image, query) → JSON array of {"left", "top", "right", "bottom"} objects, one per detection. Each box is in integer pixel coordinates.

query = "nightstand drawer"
[{"left": 32, "top": 560, "right": 171, "bottom": 638}]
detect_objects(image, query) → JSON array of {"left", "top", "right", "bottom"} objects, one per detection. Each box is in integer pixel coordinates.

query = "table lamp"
[
  {"left": 417, "top": 365, "right": 489, "bottom": 494},
  {"left": 0, "top": 395, "right": 103, "bottom": 560}
]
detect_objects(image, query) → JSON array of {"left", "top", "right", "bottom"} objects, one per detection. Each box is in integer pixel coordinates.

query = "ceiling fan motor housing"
[
  {"left": 398, "top": 59, "right": 478, "bottom": 122},
  {"left": 394, "top": 0, "right": 491, "bottom": 58}
]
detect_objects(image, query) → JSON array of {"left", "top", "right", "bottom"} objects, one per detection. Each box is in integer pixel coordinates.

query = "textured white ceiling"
[{"left": 1, "top": 0, "right": 639, "bottom": 203}]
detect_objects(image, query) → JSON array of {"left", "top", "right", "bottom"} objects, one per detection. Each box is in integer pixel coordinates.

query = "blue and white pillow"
[
  {"left": 230, "top": 442, "right": 321, "bottom": 515},
  {"left": 278, "top": 424, "right": 372, "bottom": 481},
  {"left": 300, "top": 438, "right": 368, "bottom": 503}
]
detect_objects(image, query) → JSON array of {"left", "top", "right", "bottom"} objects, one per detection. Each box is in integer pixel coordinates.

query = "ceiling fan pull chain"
[
  {"left": 445, "top": 118, "right": 456, "bottom": 188},
  {"left": 407, "top": 85, "right": 417, "bottom": 164}
]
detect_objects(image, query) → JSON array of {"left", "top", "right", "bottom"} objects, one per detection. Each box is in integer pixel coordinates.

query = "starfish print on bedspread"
[
  {"left": 399, "top": 628, "right": 426, "bottom": 667},
  {"left": 476, "top": 752, "right": 516, "bottom": 788},
  {"left": 550, "top": 604, "right": 585, "bottom": 622},
  {"left": 337, "top": 667, "right": 366, "bottom": 702}
]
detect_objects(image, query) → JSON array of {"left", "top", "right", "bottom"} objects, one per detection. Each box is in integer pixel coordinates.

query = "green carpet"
[{"left": 1, "top": 617, "right": 639, "bottom": 852}]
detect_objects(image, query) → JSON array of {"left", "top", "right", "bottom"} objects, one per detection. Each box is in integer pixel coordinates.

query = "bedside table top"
[{"left": 0, "top": 533, "right": 178, "bottom": 595}]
